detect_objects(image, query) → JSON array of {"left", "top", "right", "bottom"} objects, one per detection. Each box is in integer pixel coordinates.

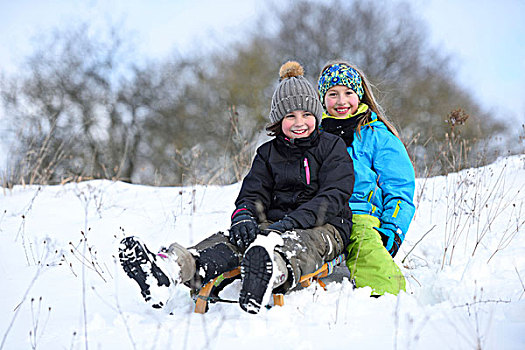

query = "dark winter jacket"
[{"left": 234, "top": 129, "right": 355, "bottom": 247}]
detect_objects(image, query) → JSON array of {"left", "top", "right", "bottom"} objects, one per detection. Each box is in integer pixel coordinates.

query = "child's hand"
[
  {"left": 229, "top": 206, "right": 259, "bottom": 249},
  {"left": 265, "top": 217, "right": 297, "bottom": 234},
  {"left": 373, "top": 223, "right": 404, "bottom": 257}
]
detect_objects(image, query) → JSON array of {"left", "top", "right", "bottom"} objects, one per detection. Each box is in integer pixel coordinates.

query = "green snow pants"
[{"left": 346, "top": 214, "right": 406, "bottom": 295}]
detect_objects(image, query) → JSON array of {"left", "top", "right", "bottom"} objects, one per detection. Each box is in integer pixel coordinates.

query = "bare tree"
[
  {"left": 1, "top": 0, "right": 510, "bottom": 187},
  {"left": 217, "top": 0, "right": 507, "bottom": 176},
  {"left": 2, "top": 24, "right": 136, "bottom": 183}
]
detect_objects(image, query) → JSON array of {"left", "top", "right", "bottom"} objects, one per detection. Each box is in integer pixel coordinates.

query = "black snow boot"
[
  {"left": 239, "top": 245, "right": 274, "bottom": 314},
  {"left": 119, "top": 236, "right": 171, "bottom": 308}
]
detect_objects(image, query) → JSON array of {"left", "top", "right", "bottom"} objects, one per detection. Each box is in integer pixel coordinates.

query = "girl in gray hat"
[{"left": 119, "top": 61, "right": 354, "bottom": 314}]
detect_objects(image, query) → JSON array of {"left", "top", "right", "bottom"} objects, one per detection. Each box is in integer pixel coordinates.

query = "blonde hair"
[{"left": 318, "top": 60, "right": 400, "bottom": 139}]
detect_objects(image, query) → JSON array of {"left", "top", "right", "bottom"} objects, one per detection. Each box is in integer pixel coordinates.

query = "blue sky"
[
  {"left": 0, "top": 0, "right": 524, "bottom": 122},
  {"left": 415, "top": 0, "right": 525, "bottom": 122}
]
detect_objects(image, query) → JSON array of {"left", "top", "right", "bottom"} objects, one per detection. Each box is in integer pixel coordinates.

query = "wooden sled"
[{"left": 194, "top": 254, "right": 345, "bottom": 313}]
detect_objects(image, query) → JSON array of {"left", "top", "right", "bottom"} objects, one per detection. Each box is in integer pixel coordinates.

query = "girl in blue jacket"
[{"left": 318, "top": 60, "right": 415, "bottom": 295}]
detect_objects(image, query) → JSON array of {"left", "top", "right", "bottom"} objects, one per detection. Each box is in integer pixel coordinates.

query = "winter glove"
[
  {"left": 264, "top": 216, "right": 297, "bottom": 235},
  {"left": 374, "top": 222, "right": 404, "bottom": 258},
  {"left": 229, "top": 206, "right": 259, "bottom": 250}
]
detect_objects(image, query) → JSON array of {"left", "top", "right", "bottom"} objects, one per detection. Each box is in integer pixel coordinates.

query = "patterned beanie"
[
  {"left": 269, "top": 61, "right": 323, "bottom": 125},
  {"left": 317, "top": 63, "right": 364, "bottom": 104}
]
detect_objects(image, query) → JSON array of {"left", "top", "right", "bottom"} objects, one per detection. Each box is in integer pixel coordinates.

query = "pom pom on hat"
[
  {"left": 279, "top": 61, "right": 304, "bottom": 80},
  {"left": 268, "top": 61, "right": 323, "bottom": 125}
]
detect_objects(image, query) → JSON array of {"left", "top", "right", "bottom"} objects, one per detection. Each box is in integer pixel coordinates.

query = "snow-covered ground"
[{"left": 1, "top": 155, "right": 524, "bottom": 349}]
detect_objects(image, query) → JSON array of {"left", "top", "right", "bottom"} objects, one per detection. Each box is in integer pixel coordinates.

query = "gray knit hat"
[{"left": 268, "top": 61, "right": 323, "bottom": 125}]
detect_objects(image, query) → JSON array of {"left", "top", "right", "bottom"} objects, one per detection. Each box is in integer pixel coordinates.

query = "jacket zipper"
[
  {"left": 366, "top": 190, "right": 376, "bottom": 213},
  {"left": 304, "top": 157, "right": 310, "bottom": 185},
  {"left": 393, "top": 200, "right": 401, "bottom": 218}
]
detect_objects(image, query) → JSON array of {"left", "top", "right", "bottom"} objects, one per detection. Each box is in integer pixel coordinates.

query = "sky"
[
  {"left": 414, "top": 0, "right": 525, "bottom": 120},
  {"left": 0, "top": 155, "right": 524, "bottom": 349},
  {"left": 0, "top": 0, "right": 524, "bottom": 121}
]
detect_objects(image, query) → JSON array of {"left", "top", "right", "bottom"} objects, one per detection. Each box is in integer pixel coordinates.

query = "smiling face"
[
  {"left": 281, "top": 110, "right": 316, "bottom": 139},
  {"left": 324, "top": 85, "right": 360, "bottom": 118}
]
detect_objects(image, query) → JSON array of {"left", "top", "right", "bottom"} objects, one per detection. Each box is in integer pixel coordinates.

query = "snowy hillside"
[{"left": 1, "top": 155, "right": 524, "bottom": 349}]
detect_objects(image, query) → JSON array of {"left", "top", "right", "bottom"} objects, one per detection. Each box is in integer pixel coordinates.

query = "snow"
[{"left": 1, "top": 155, "right": 525, "bottom": 349}]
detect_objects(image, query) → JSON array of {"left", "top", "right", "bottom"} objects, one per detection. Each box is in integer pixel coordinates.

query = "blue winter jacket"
[
  {"left": 322, "top": 109, "right": 415, "bottom": 254},
  {"left": 347, "top": 112, "right": 415, "bottom": 237}
]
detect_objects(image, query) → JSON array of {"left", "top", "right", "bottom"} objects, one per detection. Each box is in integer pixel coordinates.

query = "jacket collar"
[{"left": 277, "top": 128, "right": 320, "bottom": 149}]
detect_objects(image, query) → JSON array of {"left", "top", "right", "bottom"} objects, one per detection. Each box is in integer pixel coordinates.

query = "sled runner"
[
  {"left": 194, "top": 267, "right": 241, "bottom": 313},
  {"left": 193, "top": 253, "right": 345, "bottom": 313}
]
